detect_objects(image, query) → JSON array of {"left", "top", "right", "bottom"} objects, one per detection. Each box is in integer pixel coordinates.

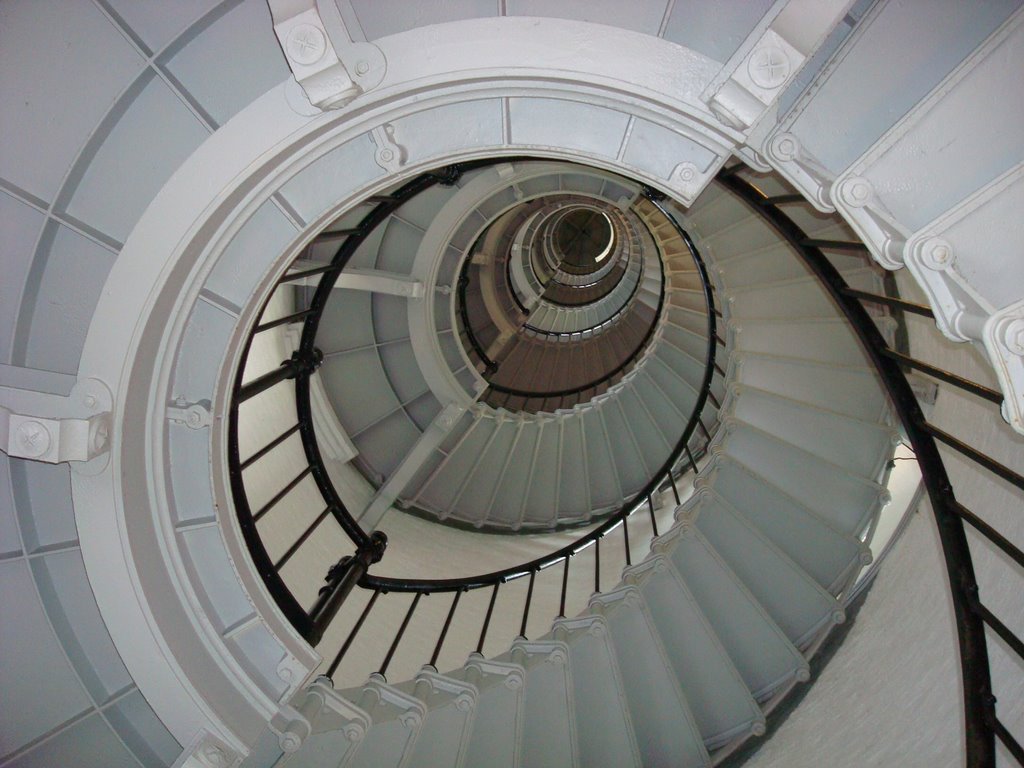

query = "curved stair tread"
[
  {"left": 552, "top": 615, "right": 642, "bottom": 768},
  {"left": 728, "top": 385, "right": 896, "bottom": 479},
  {"left": 625, "top": 555, "right": 766, "bottom": 748},
  {"left": 654, "top": 524, "right": 809, "bottom": 698},
  {"left": 590, "top": 586, "right": 711, "bottom": 768},
  {"left": 719, "top": 419, "right": 886, "bottom": 536},
  {"left": 709, "top": 459, "right": 872, "bottom": 594},
  {"left": 693, "top": 494, "right": 845, "bottom": 647},
  {"left": 732, "top": 351, "right": 889, "bottom": 422},
  {"left": 507, "top": 639, "right": 578, "bottom": 768}
]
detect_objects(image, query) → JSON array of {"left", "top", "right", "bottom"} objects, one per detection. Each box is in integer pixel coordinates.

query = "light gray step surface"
[
  {"left": 508, "top": 640, "right": 578, "bottom": 768},
  {"left": 834, "top": 8, "right": 1024, "bottom": 253},
  {"left": 772, "top": 0, "right": 1021, "bottom": 183},
  {"left": 342, "top": 678, "right": 424, "bottom": 768},
  {"left": 733, "top": 316, "right": 867, "bottom": 366},
  {"left": 728, "top": 384, "right": 895, "bottom": 480},
  {"left": 733, "top": 352, "right": 889, "bottom": 423},
  {"left": 457, "top": 657, "right": 525, "bottom": 768},
  {"left": 625, "top": 556, "right": 766, "bottom": 749},
  {"left": 693, "top": 494, "right": 845, "bottom": 648},
  {"left": 719, "top": 419, "right": 886, "bottom": 537},
  {"left": 553, "top": 616, "right": 641, "bottom": 768},
  {"left": 591, "top": 587, "right": 711, "bottom": 768},
  {"left": 658, "top": 526, "right": 809, "bottom": 699},
  {"left": 727, "top": 268, "right": 881, "bottom": 319},
  {"left": 402, "top": 670, "right": 477, "bottom": 768},
  {"left": 710, "top": 458, "right": 871, "bottom": 595}
]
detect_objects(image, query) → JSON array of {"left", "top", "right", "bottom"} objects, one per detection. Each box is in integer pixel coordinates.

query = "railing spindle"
[
  {"left": 880, "top": 349, "right": 1002, "bottom": 404},
  {"left": 595, "top": 537, "right": 601, "bottom": 593},
  {"left": 993, "top": 718, "right": 1024, "bottom": 765},
  {"left": 240, "top": 423, "right": 300, "bottom": 470},
  {"left": 236, "top": 348, "right": 323, "bottom": 404},
  {"left": 647, "top": 494, "right": 659, "bottom": 537},
  {"left": 380, "top": 592, "right": 422, "bottom": 678},
  {"left": 559, "top": 556, "right": 570, "bottom": 618},
  {"left": 519, "top": 570, "right": 537, "bottom": 639},
  {"left": 430, "top": 589, "right": 463, "bottom": 669},
  {"left": 669, "top": 473, "right": 681, "bottom": 506},
  {"left": 685, "top": 445, "right": 698, "bottom": 473},
  {"left": 253, "top": 466, "right": 312, "bottom": 522},
  {"left": 326, "top": 588, "right": 381, "bottom": 679},
  {"left": 622, "top": 515, "right": 632, "bottom": 566},
  {"left": 477, "top": 582, "right": 500, "bottom": 655},
  {"left": 274, "top": 505, "right": 331, "bottom": 571}
]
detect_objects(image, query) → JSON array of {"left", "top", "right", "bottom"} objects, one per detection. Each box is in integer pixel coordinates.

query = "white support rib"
[
  {"left": 333, "top": 269, "right": 425, "bottom": 298},
  {"left": 357, "top": 403, "right": 466, "bottom": 530}
]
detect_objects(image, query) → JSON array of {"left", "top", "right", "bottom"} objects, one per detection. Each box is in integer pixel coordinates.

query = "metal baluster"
[
  {"left": 685, "top": 445, "right": 698, "bottom": 473},
  {"left": 307, "top": 532, "right": 387, "bottom": 645},
  {"left": 559, "top": 557, "right": 570, "bottom": 618},
  {"left": 622, "top": 515, "right": 632, "bottom": 566},
  {"left": 477, "top": 583, "right": 500, "bottom": 655},
  {"left": 647, "top": 494, "right": 659, "bottom": 537},
  {"left": 429, "top": 589, "right": 464, "bottom": 669},
  {"left": 326, "top": 588, "right": 381, "bottom": 679},
  {"left": 594, "top": 537, "right": 601, "bottom": 593},
  {"left": 669, "top": 473, "right": 681, "bottom": 506},
  {"left": 236, "top": 348, "right": 323, "bottom": 403},
  {"left": 380, "top": 592, "right": 422, "bottom": 678},
  {"left": 519, "top": 570, "right": 537, "bottom": 639}
]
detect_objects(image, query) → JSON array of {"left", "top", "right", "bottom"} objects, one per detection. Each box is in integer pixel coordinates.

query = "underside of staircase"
[{"left": 2, "top": 3, "right": 1022, "bottom": 768}]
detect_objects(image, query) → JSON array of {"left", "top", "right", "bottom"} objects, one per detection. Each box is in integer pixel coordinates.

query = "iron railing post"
[
  {"left": 237, "top": 347, "right": 323, "bottom": 403},
  {"left": 307, "top": 531, "right": 387, "bottom": 646}
]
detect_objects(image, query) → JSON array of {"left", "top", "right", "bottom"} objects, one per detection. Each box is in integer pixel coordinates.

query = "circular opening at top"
[{"left": 554, "top": 209, "right": 614, "bottom": 270}]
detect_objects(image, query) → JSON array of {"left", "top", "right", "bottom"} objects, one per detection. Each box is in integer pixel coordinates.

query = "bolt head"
[
  {"left": 1003, "top": 318, "right": 1024, "bottom": 356},
  {"left": 748, "top": 44, "right": 790, "bottom": 89},
  {"left": 286, "top": 24, "right": 327, "bottom": 66},
  {"left": 774, "top": 135, "right": 798, "bottom": 160},
  {"left": 355, "top": 59, "right": 370, "bottom": 75},
  {"left": 15, "top": 420, "right": 50, "bottom": 458}
]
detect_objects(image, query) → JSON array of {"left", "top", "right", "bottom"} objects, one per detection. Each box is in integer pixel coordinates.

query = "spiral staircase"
[{"left": 1, "top": 3, "right": 1022, "bottom": 768}]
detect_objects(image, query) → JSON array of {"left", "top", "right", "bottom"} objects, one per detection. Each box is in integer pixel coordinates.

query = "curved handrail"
[
  {"left": 228, "top": 158, "right": 721, "bottom": 675},
  {"left": 360, "top": 186, "right": 717, "bottom": 592},
  {"left": 720, "top": 171, "right": 1001, "bottom": 767}
]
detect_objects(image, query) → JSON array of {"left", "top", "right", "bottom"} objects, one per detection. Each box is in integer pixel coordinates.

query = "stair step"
[
  {"left": 770, "top": 0, "right": 1020, "bottom": 207},
  {"left": 728, "top": 268, "right": 881, "bottom": 319},
  {"left": 729, "top": 384, "right": 895, "bottom": 479},
  {"left": 626, "top": 557, "right": 766, "bottom": 748},
  {"left": 835, "top": 7, "right": 1024, "bottom": 256},
  {"left": 457, "top": 656, "right": 525, "bottom": 768},
  {"left": 694, "top": 494, "right": 845, "bottom": 648},
  {"left": 403, "top": 669, "right": 477, "bottom": 768},
  {"left": 710, "top": 458, "right": 871, "bottom": 594},
  {"left": 343, "top": 676, "right": 425, "bottom": 768},
  {"left": 733, "top": 316, "right": 867, "bottom": 366},
  {"left": 733, "top": 352, "right": 888, "bottom": 422},
  {"left": 719, "top": 421, "right": 886, "bottom": 537},
  {"left": 655, "top": 527, "right": 809, "bottom": 699},
  {"left": 553, "top": 616, "right": 641, "bottom": 768},
  {"left": 591, "top": 587, "right": 711, "bottom": 767},
  {"left": 509, "top": 640, "right": 578, "bottom": 768}
]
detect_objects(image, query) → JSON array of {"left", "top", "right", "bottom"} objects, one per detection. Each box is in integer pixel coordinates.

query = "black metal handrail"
[
  {"left": 231, "top": 159, "right": 724, "bottom": 688},
  {"left": 322, "top": 187, "right": 720, "bottom": 684},
  {"left": 722, "top": 171, "right": 1020, "bottom": 767}
]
